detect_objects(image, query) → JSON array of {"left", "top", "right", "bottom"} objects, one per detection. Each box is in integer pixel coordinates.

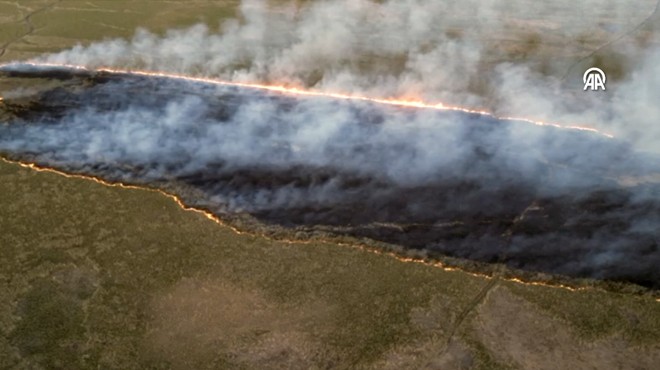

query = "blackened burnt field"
[{"left": 1, "top": 64, "right": 659, "bottom": 288}]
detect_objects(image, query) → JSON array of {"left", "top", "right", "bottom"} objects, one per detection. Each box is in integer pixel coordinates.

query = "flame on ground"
[
  {"left": 2, "top": 62, "right": 615, "bottom": 138},
  {"left": 3, "top": 62, "right": 653, "bottom": 299},
  {"left": 3, "top": 155, "right": 655, "bottom": 301}
]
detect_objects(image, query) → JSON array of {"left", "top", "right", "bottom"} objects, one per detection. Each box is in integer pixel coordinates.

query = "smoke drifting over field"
[
  {"left": 1, "top": 0, "right": 659, "bottom": 286},
  {"left": 40, "top": 0, "right": 660, "bottom": 149},
  {"left": 2, "top": 65, "right": 660, "bottom": 287}
]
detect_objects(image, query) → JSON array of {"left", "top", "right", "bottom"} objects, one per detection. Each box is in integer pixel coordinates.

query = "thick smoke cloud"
[
  {"left": 1, "top": 0, "right": 659, "bottom": 285},
  {"left": 1, "top": 66, "right": 659, "bottom": 287},
  {"left": 39, "top": 0, "right": 660, "bottom": 144}
]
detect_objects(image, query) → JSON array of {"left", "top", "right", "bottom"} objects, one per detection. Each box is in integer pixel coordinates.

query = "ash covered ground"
[{"left": 1, "top": 64, "right": 659, "bottom": 288}]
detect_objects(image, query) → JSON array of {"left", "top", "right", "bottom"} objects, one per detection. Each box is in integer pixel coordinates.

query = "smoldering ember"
[{"left": 1, "top": 64, "right": 659, "bottom": 288}]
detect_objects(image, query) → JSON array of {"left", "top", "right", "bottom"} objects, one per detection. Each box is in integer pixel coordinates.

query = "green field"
[
  {"left": 1, "top": 1, "right": 660, "bottom": 369},
  {"left": 1, "top": 159, "right": 659, "bottom": 369}
]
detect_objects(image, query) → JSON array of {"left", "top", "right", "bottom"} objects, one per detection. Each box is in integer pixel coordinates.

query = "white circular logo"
[{"left": 583, "top": 67, "right": 606, "bottom": 91}]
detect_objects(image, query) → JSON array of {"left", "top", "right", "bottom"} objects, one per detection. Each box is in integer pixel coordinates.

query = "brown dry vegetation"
[
  {"left": 1, "top": 1, "right": 660, "bottom": 369},
  {"left": 1, "top": 157, "right": 659, "bottom": 369}
]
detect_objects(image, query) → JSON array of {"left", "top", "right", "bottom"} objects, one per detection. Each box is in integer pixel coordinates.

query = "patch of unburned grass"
[
  {"left": 3, "top": 158, "right": 658, "bottom": 369},
  {"left": 0, "top": 160, "right": 485, "bottom": 368},
  {"left": 505, "top": 281, "right": 660, "bottom": 344}
]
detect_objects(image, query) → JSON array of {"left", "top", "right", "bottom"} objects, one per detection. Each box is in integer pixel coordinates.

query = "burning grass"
[
  {"left": 1, "top": 159, "right": 659, "bottom": 369},
  {"left": 1, "top": 1, "right": 660, "bottom": 368}
]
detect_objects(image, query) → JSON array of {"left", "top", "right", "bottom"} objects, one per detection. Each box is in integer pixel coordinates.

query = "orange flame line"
[
  {"left": 4, "top": 63, "right": 655, "bottom": 299},
  {"left": 4, "top": 62, "right": 614, "bottom": 138},
  {"left": 4, "top": 155, "right": 656, "bottom": 302}
]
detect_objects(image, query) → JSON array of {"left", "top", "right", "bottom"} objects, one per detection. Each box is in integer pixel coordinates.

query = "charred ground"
[{"left": 2, "top": 65, "right": 659, "bottom": 288}]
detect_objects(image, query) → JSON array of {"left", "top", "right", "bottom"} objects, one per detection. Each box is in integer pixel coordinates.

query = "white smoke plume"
[
  {"left": 1, "top": 0, "right": 659, "bottom": 285},
  {"left": 37, "top": 0, "right": 660, "bottom": 149}
]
